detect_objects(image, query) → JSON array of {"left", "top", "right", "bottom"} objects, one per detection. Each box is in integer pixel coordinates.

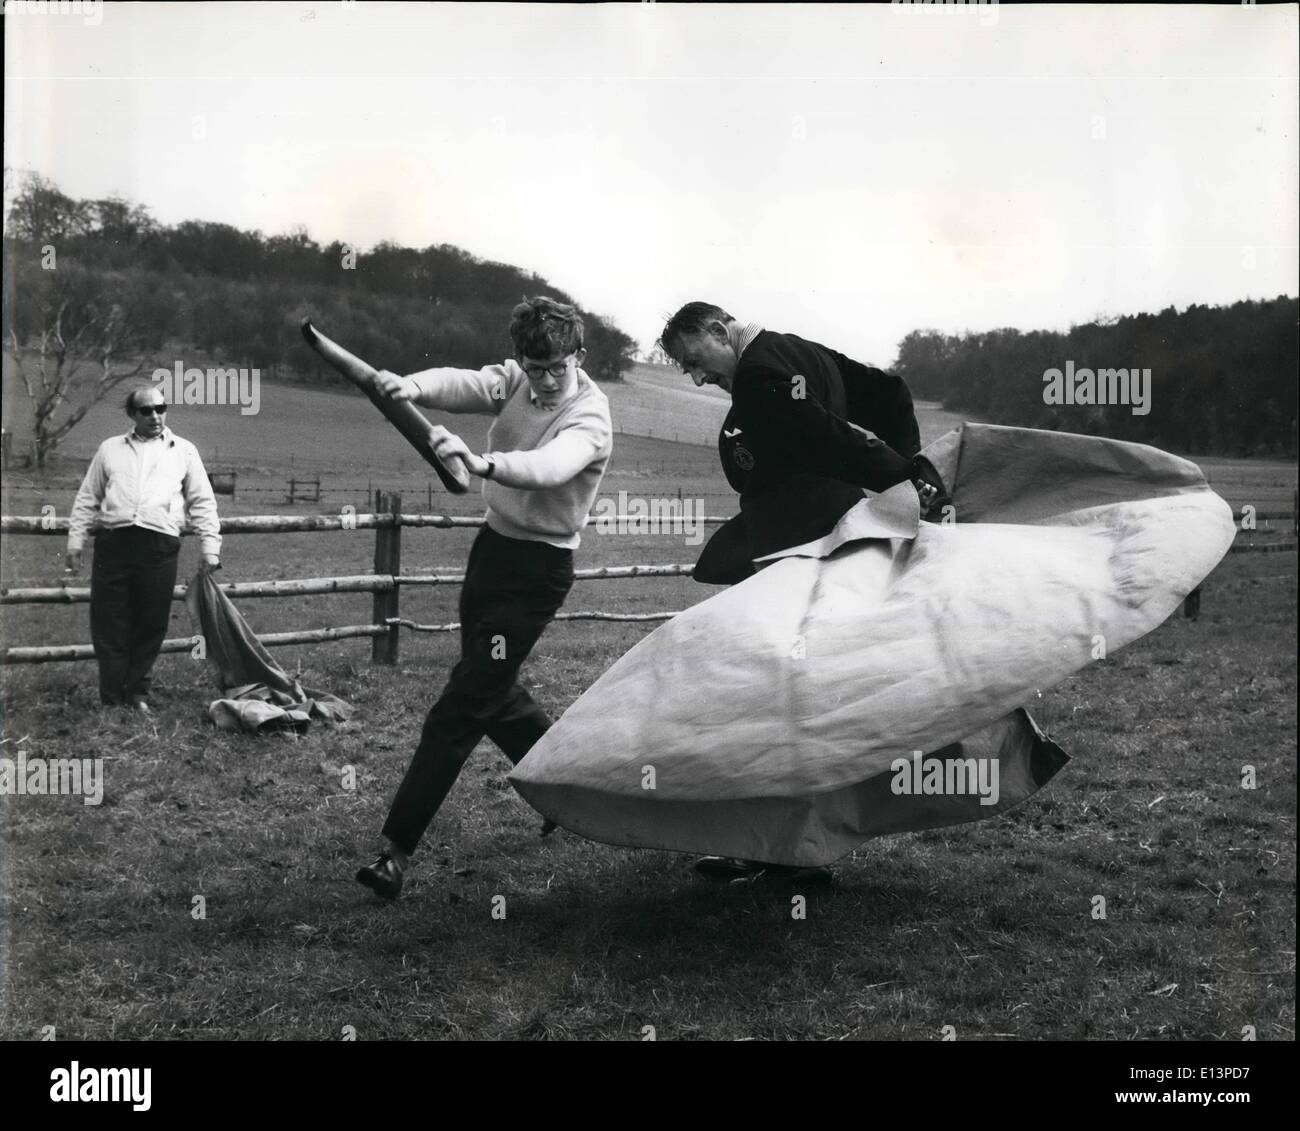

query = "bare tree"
[{"left": 6, "top": 272, "right": 145, "bottom": 469}]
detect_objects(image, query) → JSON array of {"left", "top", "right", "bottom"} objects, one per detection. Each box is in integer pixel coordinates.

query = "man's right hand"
[
  {"left": 911, "top": 455, "right": 951, "bottom": 521},
  {"left": 373, "top": 370, "right": 419, "bottom": 401},
  {"left": 65, "top": 548, "right": 84, "bottom": 573}
]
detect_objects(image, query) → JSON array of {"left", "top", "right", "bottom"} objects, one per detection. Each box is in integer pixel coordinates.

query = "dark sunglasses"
[{"left": 136, "top": 405, "right": 168, "bottom": 416}]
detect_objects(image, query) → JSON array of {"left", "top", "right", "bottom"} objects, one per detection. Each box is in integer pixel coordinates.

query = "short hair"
[
  {"left": 124, "top": 384, "right": 166, "bottom": 412},
  {"left": 658, "top": 302, "right": 735, "bottom": 362},
  {"left": 509, "top": 296, "right": 584, "bottom": 360}
]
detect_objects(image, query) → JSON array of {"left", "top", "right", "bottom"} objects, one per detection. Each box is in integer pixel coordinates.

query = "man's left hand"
[
  {"left": 431, "top": 427, "right": 490, "bottom": 478},
  {"left": 200, "top": 554, "right": 221, "bottom": 572}
]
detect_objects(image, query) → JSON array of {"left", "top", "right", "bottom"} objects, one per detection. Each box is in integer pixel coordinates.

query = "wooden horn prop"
[{"left": 300, "top": 319, "right": 471, "bottom": 494}]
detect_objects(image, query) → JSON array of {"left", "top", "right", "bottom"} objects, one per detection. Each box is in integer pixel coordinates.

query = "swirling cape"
[{"left": 509, "top": 424, "right": 1236, "bottom": 865}]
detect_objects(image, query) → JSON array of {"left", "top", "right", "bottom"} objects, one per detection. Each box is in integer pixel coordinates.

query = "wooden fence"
[
  {"left": 1182, "top": 490, "right": 1297, "bottom": 618},
  {"left": 0, "top": 492, "right": 723, "bottom": 665},
  {"left": 1, "top": 492, "right": 1293, "bottom": 663}
]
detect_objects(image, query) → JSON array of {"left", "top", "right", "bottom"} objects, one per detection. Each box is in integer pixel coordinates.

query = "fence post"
[{"left": 372, "top": 490, "right": 401, "bottom": 664}]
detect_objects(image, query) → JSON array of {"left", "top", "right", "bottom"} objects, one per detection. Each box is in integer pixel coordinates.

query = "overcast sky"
[{"left": 5, "top": 1, "right": 1297, "bottom": 364}]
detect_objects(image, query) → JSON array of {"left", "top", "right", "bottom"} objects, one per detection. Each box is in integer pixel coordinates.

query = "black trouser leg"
[
  {"left": 123, "top": 531, "right": 180, "bottom": 701},
  {"left": 483, "top": 701, "right": 554, "bottom": 766},
  {"left": 90, "top": 530, "right": 135, "bottom": 705},
  {"left": 91, "top": 528, "right": 181, "bottom": 704},
  {"left": 381, "top": 527, "right": 573, "bottom": 858}
]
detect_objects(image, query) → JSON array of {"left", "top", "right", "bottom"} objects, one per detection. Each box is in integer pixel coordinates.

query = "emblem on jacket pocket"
[{"left": 733, "top": 445, "right": 755, "bottom": 471}]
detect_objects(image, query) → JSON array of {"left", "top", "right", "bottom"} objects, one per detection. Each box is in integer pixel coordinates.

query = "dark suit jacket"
[{"left": 696, "top": 330, "right": 921, "bottom": 583}]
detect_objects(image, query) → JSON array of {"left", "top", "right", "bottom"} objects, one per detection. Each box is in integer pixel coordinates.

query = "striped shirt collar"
[{"left": 728, "top": 321, "right": 765, "bottom": 359}]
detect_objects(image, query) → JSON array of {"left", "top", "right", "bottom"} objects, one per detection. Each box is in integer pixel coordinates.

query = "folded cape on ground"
[
  {"left": 185, "top": 570, "right": 353, "bottom": 734},
  {"left": 508, "top": 424, "right": 1236, "bottom": 866}
]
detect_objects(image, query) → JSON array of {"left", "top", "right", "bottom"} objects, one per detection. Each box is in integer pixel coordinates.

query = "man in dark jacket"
[
  {"left": 659, "top": 302, "right": 943, "bottom": 881},
  {"left": 659, "top": 301, "right": 942, "bottom": 585}
]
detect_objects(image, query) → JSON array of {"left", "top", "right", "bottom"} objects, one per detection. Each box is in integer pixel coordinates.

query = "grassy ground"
[
  {"left": 0, "top": 379, "right": 1295, "bottom": 1041},
  {"left": 0, "top": 547, "right": 1292, "bottom": 1040}
]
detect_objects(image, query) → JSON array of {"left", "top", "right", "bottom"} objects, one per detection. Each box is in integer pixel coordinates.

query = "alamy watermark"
[
  {"left": 890, "top": 749, "right": 999, "bottom": 806},
  {"left": 891, "top": 0, "right": 998, "bottom": 26},
  {"left": 1043, "top": 360, "right": 1151, "bottom": 416},
  {"left": 152, "top": 361, "right": 261, "bottom": 415},
  {"left": 3, "top": 0, "right": 103, "bottom": 25},
  {"left": 590, "top": 491, "right": 705, "bottom": 546},
  {"left": 49, "top": 1063, "right": 150, "bottom": 1111},
  {"left": 0, "top": 746, "right": 103, "bottom": 805}
]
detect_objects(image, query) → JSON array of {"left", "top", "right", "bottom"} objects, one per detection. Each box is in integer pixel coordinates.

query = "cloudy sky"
[{"left": 5, "top": 1, "right": 1297, "bottom": 364}]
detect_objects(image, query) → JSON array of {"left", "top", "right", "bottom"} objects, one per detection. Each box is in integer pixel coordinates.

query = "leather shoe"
[
  {"left": 693, "top": 856, "right": 766, "bottom": 880},
  {"left": 694, "top": 856, "right": 833, "bottom": 886},
  {"left": 355, "top": 854, "right": 403, "bottom": 900}
]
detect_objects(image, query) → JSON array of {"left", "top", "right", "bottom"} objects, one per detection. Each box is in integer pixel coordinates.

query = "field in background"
[{"left": 0, "top": 368, "right": 1294, "bottom": 1041}]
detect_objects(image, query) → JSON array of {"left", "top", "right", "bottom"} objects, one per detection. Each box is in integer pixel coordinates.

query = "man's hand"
[
  {"left": 429, "top": 426, "right": 490, "bottom": 478},
  {"left": 373, "top": 369, "right": 419, "bottom": 401},
  {"left": 914, "top": 479, "right": 940, "bottom": 516},
  {"left": 911, "top": 455, "right": 950, "bottom": 520},
  {"left": 65, "top": 548, "right": 84, "bottom": 574},
  {"left": 199, "top": 554, "right": 221, "bottom": 573}
]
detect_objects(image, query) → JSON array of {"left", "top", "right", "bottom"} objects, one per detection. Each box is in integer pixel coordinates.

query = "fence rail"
[
  {"left": 2, "top": 494, "right": 1293, "bottom": 663},
  {"left": 0, "top": 494, "right": 717, "bottom": 664}
]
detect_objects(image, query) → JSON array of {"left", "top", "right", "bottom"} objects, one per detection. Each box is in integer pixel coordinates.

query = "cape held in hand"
[
  {"left": 508, "top": 424, "right": 1236, "bottom": 866},
  {"left": 185, "top": 569, "right": 353, "bottom": 734}
]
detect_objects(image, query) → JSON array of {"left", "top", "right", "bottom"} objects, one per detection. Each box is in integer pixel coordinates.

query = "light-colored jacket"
[{"left": 67, "top": 428, "right": 222, "bottom": 556}]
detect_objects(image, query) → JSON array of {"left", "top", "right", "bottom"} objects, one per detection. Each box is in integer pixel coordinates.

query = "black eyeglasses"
[
  {"left": 136, "top": 405, "right": 168, "bottom": 416},
  {"left": 521, "top": 360, "right": 572, "bottom": 380}
]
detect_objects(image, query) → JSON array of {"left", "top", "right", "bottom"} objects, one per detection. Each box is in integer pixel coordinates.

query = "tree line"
[
  {"left": 4, "top": 170, "right": 1295, "bottom": 464},
  {"left": 2, "top": 171, "right": 638, "bottom": 385},
  {"left": 892, "top": 297, "right": 1298, "bottom": 458}
]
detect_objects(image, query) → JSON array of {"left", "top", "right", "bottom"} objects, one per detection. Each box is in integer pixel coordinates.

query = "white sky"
[{"left": 5, "top": 1, "right": 1297, "bottom": 364}]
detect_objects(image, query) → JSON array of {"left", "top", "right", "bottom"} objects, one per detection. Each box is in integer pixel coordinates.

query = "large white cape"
[{"left": 509, "top": 424, "right": 1236, "bottom": 865}]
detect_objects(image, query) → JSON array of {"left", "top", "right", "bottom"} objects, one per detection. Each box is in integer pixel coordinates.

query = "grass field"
[{"left": 0, "top": 371, "right": 1295, "bottom": 1041}]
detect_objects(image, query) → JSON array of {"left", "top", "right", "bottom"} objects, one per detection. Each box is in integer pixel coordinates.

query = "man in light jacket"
[{"left": 67, "top": 384, "right": 221, "bottom": 711}]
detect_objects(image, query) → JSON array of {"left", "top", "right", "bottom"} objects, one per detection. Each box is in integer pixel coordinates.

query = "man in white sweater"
[{"left": 356, "top": 297, "right": 613, "bottom": 901}]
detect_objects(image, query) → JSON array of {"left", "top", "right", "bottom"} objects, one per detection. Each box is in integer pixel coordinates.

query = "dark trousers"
[
  {"left": 382, "top": 525, "right": 575, "bottom": 857},
  {"left": 90, "top": 526, "right": 181, "bottom": 705}
]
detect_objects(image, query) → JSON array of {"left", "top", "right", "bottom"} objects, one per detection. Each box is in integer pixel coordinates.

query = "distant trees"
[
  {"left": 4, "top": 171, "right": 92, "bottom": 245},
  {"left": 2, "top": 171, "right": 639, "bottom": 397},
  {"left": 893, "top": 298, "right": 1298, "bottom": 458}
]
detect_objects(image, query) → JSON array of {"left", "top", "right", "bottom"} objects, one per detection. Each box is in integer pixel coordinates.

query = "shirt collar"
[
  {"left": 728, "top": 321, "right": 765, "bottom": 359},
  {"left": 126, "top": 426, "right": 173, "bottom": 445},
  {"left": 527, "top": 370, "right": 585, "bottom": 412}
]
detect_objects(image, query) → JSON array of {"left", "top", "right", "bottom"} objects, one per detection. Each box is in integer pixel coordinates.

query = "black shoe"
[
  {"left": 693, "top": 856, "right": 766, "bottom": 880},
  {"left": 693, "top": 856, "right": 832, "bottom": 886},
  {"left": 540, "top": 819, "right": 557, "bottom": 838},
  {"left": 355, "top": 854, "right": 403, "bottom": 900}
]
